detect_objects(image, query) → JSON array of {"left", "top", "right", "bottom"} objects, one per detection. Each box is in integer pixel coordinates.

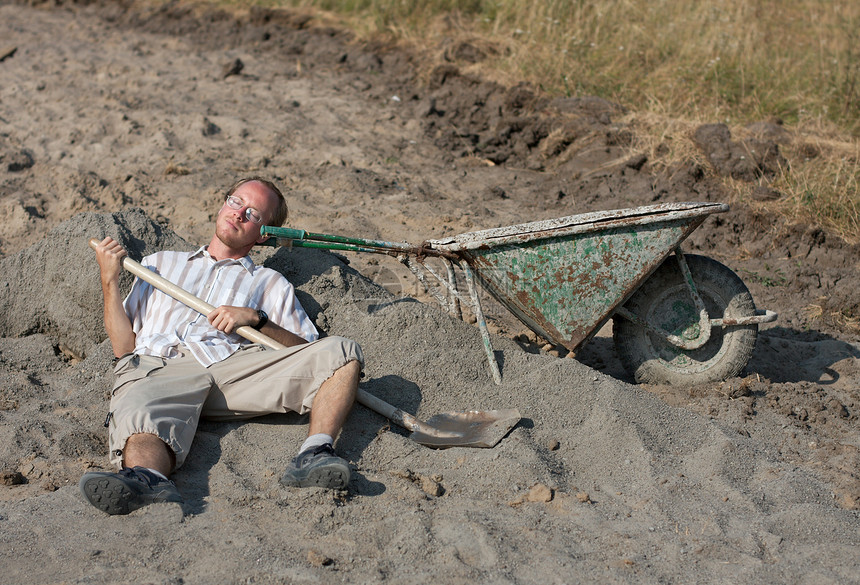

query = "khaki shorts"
[{"left": 107, "top": 336, "right": 363, "bottom": 469}]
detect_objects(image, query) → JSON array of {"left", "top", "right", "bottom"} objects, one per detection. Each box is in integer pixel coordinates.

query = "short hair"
[{"left": 224, "top": 177, "right": 288, "bottom": 227}]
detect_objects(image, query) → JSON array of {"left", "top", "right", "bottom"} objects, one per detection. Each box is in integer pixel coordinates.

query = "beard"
[{"left": 214, "top": 216, "right": 257, "bottom": 251}]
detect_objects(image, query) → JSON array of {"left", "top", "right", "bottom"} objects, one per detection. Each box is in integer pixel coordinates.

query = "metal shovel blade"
[{"left": 409, "top": 408, "right": 522, "bottom": 448}]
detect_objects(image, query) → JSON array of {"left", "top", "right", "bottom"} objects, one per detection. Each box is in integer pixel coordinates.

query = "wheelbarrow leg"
[
  {"left": 445, "top": 259, "right": 462, "bottom": 320},
  {"left": 399, "top": 255, "right": 499, "bottom": 383},
  {"left": 400, "top": 255, "right": 461, "bottom": 317},
  {"left": 461, "top": 260, "right": 503, "bottom": 385}
]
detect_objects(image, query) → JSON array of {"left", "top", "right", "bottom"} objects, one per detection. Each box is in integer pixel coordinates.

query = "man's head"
[
  {"left": 224, "top": 177, "right": 288, "bottom": 227},
  {"left": 210, "top": 177, "right": 288, "bottom": 259}
]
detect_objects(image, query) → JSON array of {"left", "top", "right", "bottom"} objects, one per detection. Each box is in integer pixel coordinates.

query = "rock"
[
  {"left": 307, "top": 550, "right": 334, "bottom": 567},
  {"left": 221, "top": 57, "right": 244, "bottom": 78},
  {"left": 624, "top": 154, "right": 648, "bottom": 171},
  {"left": 693, "top": 123, "right": 787, "bottom": 181},
  {"left": 0, "top": 470, "right": 26, "bottom": 486},
  {"left": 510, "top": 482, "right": 554, "bottom": 506},
  {"left": 391, "top": 469, "right": 445, "bottom": 497},
  {"left": 3, "top": 149, "right": 34, "bottom": 172},
  {"left": 420, "top": 475, "right": 445, "bottom": 497}
]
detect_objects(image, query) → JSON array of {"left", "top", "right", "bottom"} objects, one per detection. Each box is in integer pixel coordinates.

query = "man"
[{"left": 80, "top": 177, "right": 363, "bottom": 515}]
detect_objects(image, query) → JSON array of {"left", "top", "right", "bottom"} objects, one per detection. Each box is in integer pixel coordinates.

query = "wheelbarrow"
[{"left": 259, "top": 202, "right": 777, "bottom": 386}]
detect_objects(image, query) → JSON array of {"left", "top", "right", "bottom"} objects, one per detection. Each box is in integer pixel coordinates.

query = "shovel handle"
[{"left": 88, "top": 237, "right": 424, "bottom": 432}]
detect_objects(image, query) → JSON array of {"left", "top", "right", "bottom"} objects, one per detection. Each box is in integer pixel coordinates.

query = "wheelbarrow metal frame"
[{"left": 426, "top": 202, "right": 731, "bottom": 354}]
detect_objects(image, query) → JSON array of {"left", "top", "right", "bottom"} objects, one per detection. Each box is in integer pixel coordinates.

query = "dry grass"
[
  {"left": 214, "top": 0, "right": 860, "bottom": 241},
  {"left": 772, "top": 136, "right": 860, "bottom": 240}
]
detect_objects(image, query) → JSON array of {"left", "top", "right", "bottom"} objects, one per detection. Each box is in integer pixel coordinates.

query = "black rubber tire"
[{"left": 613, "top": 254, "right": 758, "bottom": 385}]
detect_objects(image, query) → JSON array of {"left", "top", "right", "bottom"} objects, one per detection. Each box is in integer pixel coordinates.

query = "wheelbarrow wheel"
[{"left": 612, "top": 254, "right": 758, "bottom": 385}]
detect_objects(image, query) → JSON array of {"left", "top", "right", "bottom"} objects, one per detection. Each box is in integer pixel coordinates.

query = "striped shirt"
[{"left": 123, "top": 247, "right": 318, "bottom": 367}]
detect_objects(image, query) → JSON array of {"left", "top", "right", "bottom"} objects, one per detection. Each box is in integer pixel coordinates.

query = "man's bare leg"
[
  {"left": 281, "top": 359, "right": 360, "bottom": 489},
  {"left": 123, "top": 433, "right": 176, "bottom": 477},
  {"left": 308, "top": 359, "right": 360, "bottom": 438},
  {"left": 80, "top": 433, "right": 181, "bottom": 515}
]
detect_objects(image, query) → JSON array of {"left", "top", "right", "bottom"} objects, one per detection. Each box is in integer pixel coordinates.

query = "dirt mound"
[
  {"left": 0, "top": 208, "right": 191, "bottom": 359},
  {"left": 3, "top": 208, "right": 859, "bottom": 584}
]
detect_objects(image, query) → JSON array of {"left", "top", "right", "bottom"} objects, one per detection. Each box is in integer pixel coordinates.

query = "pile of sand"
[{"left": 0, "top": 210, "right": 856, "bottom": 584}]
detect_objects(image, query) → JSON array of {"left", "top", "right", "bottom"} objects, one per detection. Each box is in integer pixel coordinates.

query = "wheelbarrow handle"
[{"left": 258, "top": 225, "right": 459, "bottom": 260}]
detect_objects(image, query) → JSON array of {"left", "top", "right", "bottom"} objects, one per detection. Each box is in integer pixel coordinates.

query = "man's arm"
[
  {"left": 207, "top": 306, "right": 309, "bottom": 347},
  {"left": 94, "top": 237, "right": 137, "bottom": 358}
]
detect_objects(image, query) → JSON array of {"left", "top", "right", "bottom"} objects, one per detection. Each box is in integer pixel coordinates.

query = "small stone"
[
  {"left": 826, "top": 399, "right": 849, "bottom": 419},
  {"left": 624, "top": 154, "right": 648, "bottom": 170},
  {"left": 221, "top": 57, "right": 244, "bottom": 78},
  {"left": 307, "top": 549, "right": 333, "bottom": 568},
  {"left": 526, "top": 483, "right": 553, "bottom": 503},
  {"left": 487, "top": 186, "right": 508, "bottom": 199},
  {"left": 5, "top": 149, "right": 34, "bottom": 172},
  {"left": 420, "top": 476, "right": 445, "bottom": 497},
  {"left": 391, "top": 469, "right": 445, "bottom": 497},
  {"left": 508, "top": 482, "right": 554, "bottom": 506},
  {"left": 0, "top": 400, "right": 18, "bottom": 411}
]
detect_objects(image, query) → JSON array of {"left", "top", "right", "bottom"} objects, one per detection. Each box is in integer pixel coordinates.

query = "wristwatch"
[{"left": 252, "top": 309, "right": 268, "bottom": 330}]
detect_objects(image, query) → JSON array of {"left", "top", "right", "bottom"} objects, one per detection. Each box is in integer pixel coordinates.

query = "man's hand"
[
  {"left": 94, "top": 237, "right": 127, "bottom": 286},
  {"left": 207, "top": 305, "right": 259, "bottom": 334},
  {"left": 93, "top": 236, "right": 136, "bottom": 358},
  {"left": 208, "top": 305, "right": 309, "bottom": 347}
]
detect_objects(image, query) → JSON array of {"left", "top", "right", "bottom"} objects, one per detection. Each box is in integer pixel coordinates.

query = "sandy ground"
[{"left": 1, "top": 1, "right": 858, "bottom": 583}]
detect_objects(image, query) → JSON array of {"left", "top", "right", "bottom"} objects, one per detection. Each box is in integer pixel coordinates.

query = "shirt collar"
[{"left": 190, "top": 246, "right": 256, "bottom": 273}]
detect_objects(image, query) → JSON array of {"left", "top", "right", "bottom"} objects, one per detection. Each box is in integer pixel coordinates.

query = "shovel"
[{"left": 89, "top": 238, "right": 521, "bottom": 448}]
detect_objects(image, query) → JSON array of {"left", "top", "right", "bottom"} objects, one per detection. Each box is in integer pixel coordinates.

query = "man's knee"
[
  {"left": 336, "top": 357, "right": 361, "bottom": 381},
  {"left": 317, "top": 336, "right": 364, "bottom": 368}
]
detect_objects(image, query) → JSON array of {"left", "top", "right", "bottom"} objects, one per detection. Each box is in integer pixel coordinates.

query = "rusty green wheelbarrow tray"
[{"left": 260, "top": 201, "right": 777, "bottom": 386}]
